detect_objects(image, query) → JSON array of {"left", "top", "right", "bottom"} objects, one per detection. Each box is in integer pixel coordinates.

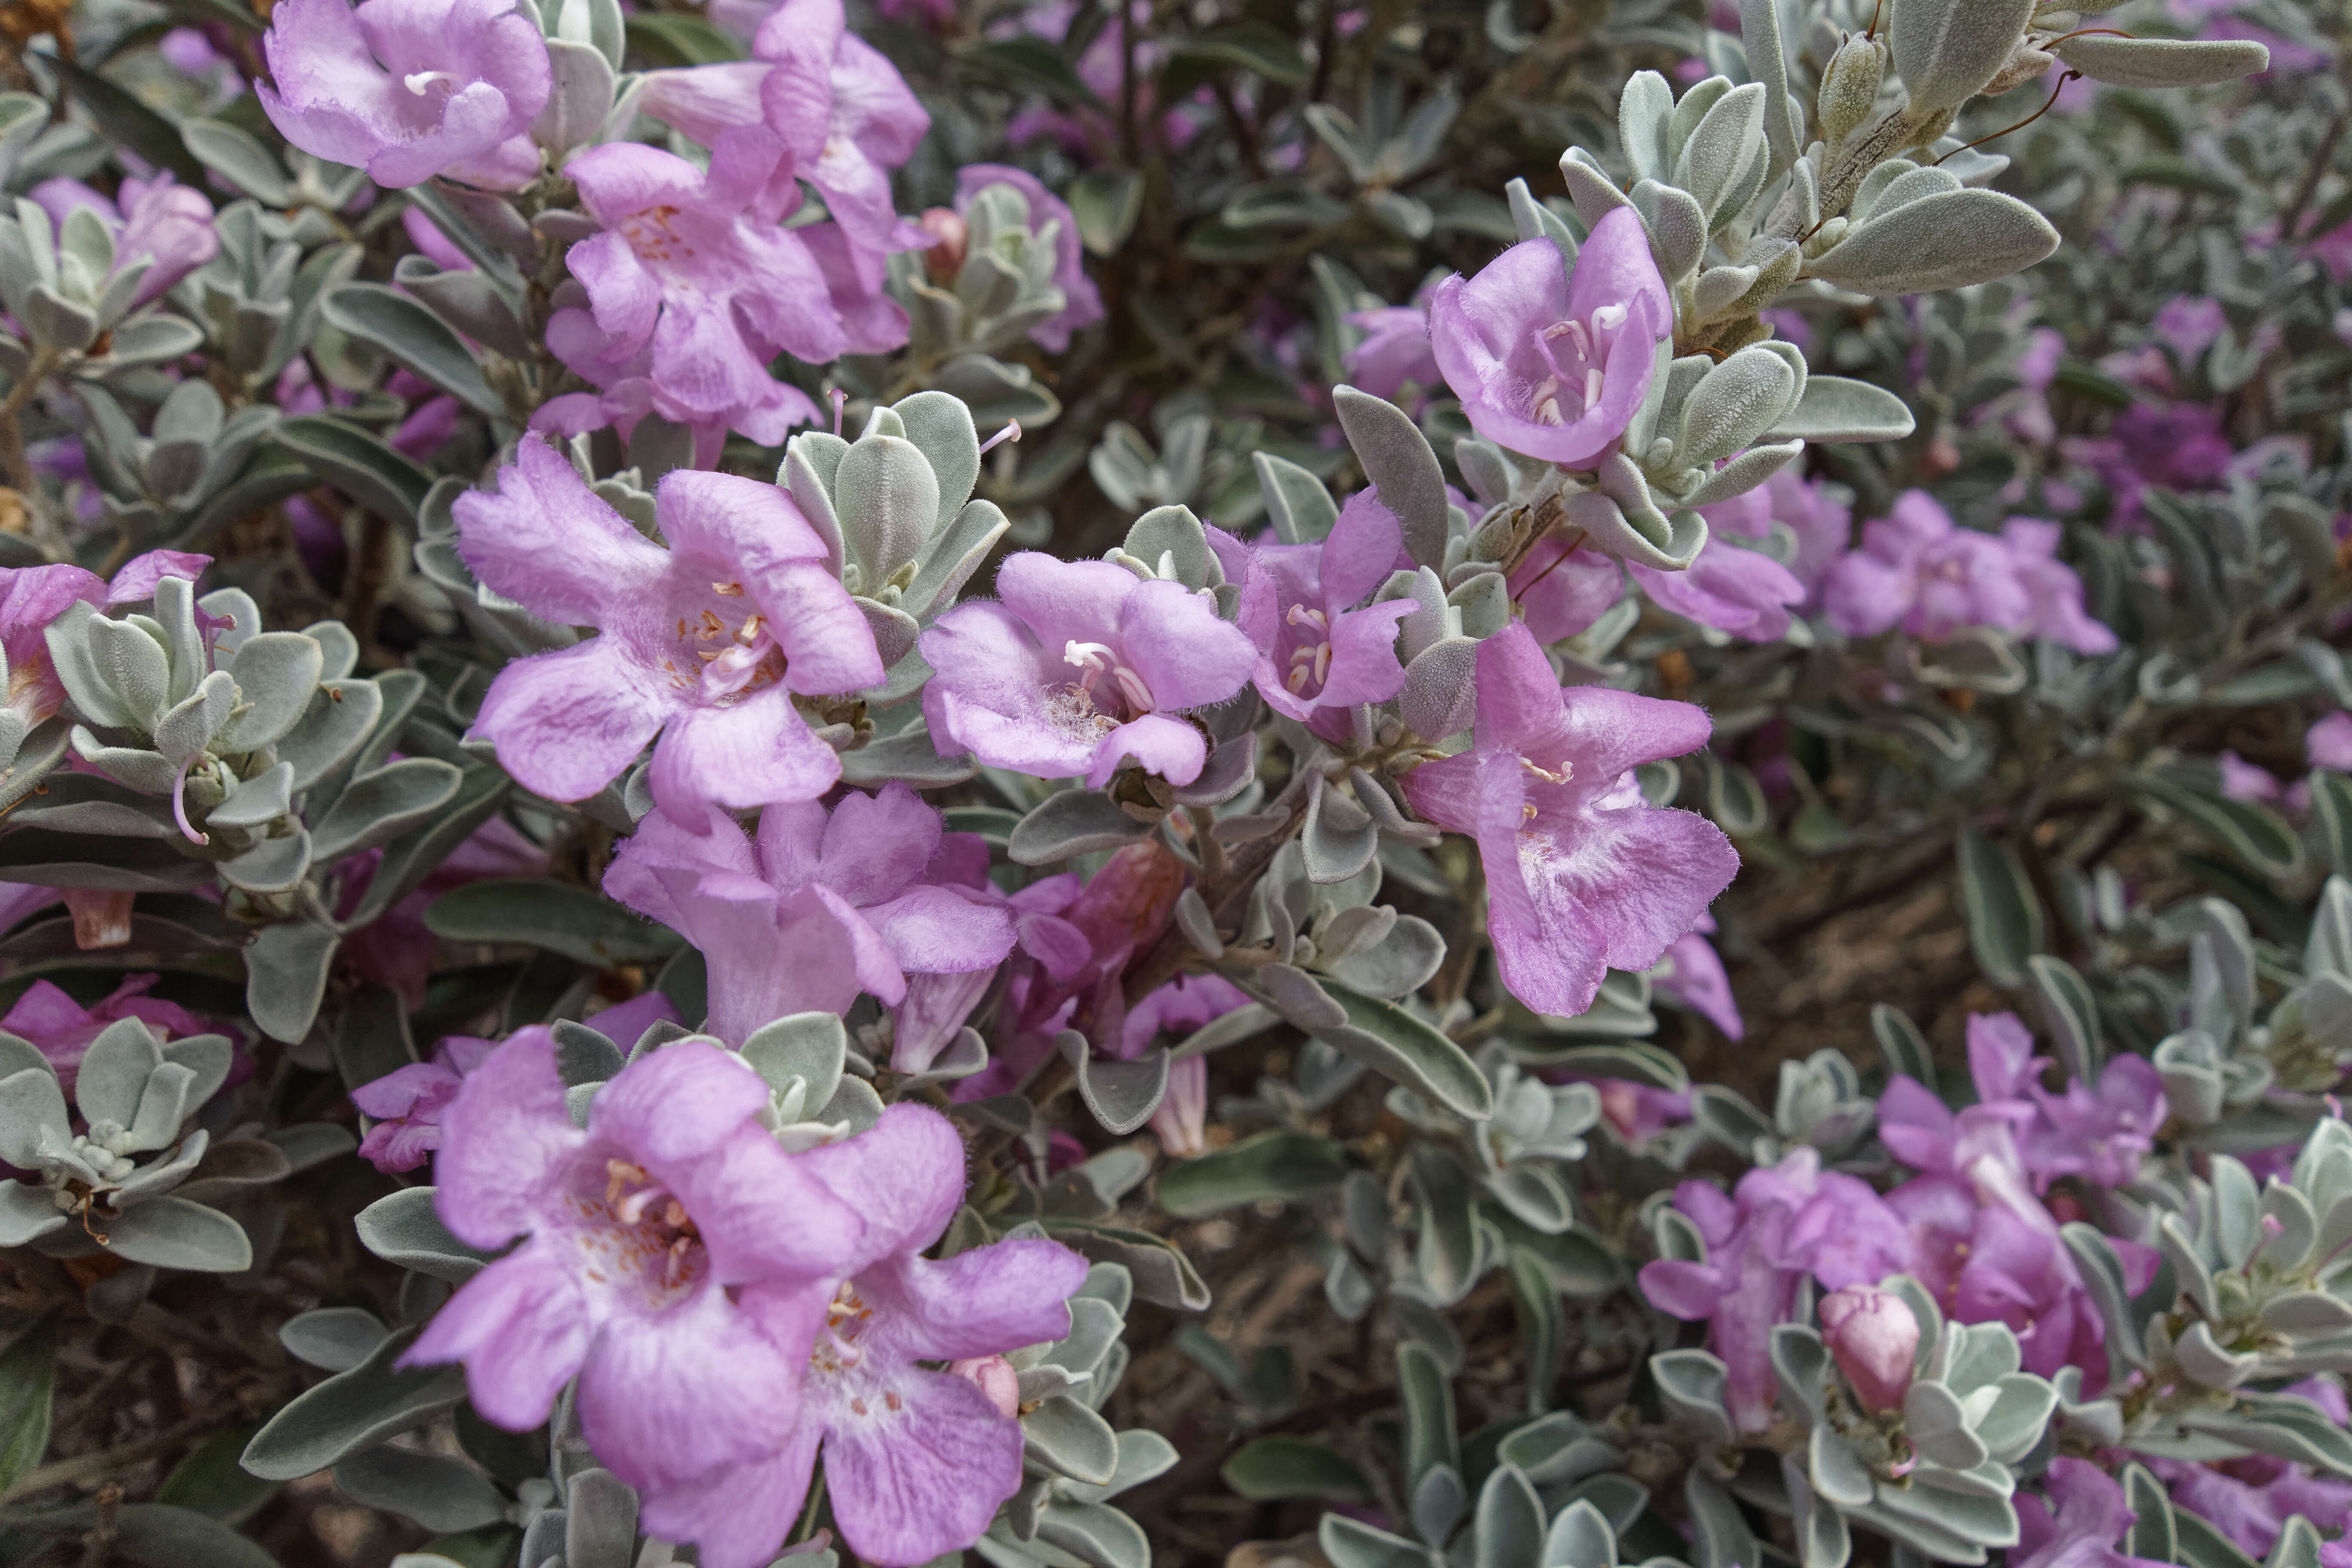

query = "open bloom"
[
  {"left": 1397, "top": 622, "right": 1736, "bottom": 1020},
  {"left": 920, "top": 553, "right": 1257, "bottom": 788},
  {"left": 1225, "top": 489, "right": 1415, "bottom": 725},
  {"left": 257, "top": 0, "right": 551, "bottom": 190},
  {"left": 456, "top": 439, "right": 882, "bottom": 832},
  {"left": 542, "top": 130, "right": 844, "bottom": 466},
  {"left": 1638, "top": 1148, "right": 1912, "bottom": 1431},
  {"left": 1428, "top": 208, "right": 1670, "bottom": 468},
  {"left": 633, "top": 1104, "right": 1090, "bottom": 1568},
  {"left": 955, "top": 164, "right": 1104, "bottom": 352},
  {"left": 605, "top": 785, "right": 1016, "bottom": 1047},
  {"left": 637, "top": 0, "right": 930, "bottom": 289},
  {"left": 30, "top": 176, "right": 218, "bottom": 309},
  {"left": 406, "top": 1034, "right": 870, "bottom": 1568},
  {"left": 1822, "top": 491, "right": 2116, "bottom": 654}
]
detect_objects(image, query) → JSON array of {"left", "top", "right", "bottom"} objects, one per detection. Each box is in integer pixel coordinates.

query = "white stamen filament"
[{"left": 404, "top": 69, "right": 456, "bottom": 94}]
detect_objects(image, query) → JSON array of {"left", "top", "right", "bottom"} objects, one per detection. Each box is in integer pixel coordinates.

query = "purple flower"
[
  {"left": 1873, "top": 1021, "right": 2152, "bottom": 1387},
  {"left": 1704, "top": 469, "right": 1853, "bottom": 604},
  {"left": 2218, "top": 751, "right": 2283, "bottom": 802},
  {"left": 2155, "top": 295, "right": 2228, "bottom": 360},
  {"left": 919, "top": 553, "right": 1259, "bottom": 788},
  {"left": 0, "top": 974, "right": 208, "bottom": 1095},
  {"left": 754, "top": 0, "right": 931, "bottom": 284},
  {"left": 1884, "top": 1013, "right": 2161, "bottom": 1194},
  {"left": 605, "top": 785, "right": 1017, "bottom": 1047},
  {"left": 355, "top": 996, "right": 677, "bottom": 1174},
  {"left": 1345, "top": 303, "right": 1440, "bottom": 401},
  {"left": 1653, "top": 915, "right": 1742, "bottom": 1038},
  {"left": 352, "top": 1035, "right": 496, "bottom": 1173},
  {"left": 1822, "top": 491, "right": 2116, "bottom": 654},
  {"left": 404, "top": 1032, "right": 871, "bottom": 1568},
  {"left": 1638, "top": 1148, "right": 1912, "bottom": 1430},
  {"left": 30, "top": 175, "right": 219, "bottom": 309},
  {"left": 888, "top": 861, "right": 1089, "bottom": 1076},
  {"left": 455, "top": 439, "right": 882, "bottom": 832},
  {"left": 1396, "top": 622, "right": 1737, "bottom": 1020},
  {"left": 2014, "top": 1457, "right": 2172, "bottom": 1568},
  {"left": 2143, "top": 1381, "right": 2352, "bottom": 1559},
  {"left": 1817, "top": 1283, "right": 1919, "bottom": 1414},
  {"left": 1630, "top": 539, "right": 1804, "bottom": 642},
  {"left": 2310, "top": 712, "right": 2352, "bottom": 773},
  {"left": 1427, "top": 209, "right": 1671, "bottom": 468},
  {"left": 633, "top": 1104, "right": 1090, "bottom": 1568},
  {"left": 542, "top": 131, "right": 842, "bottom": 465},
  {"left": 1123, "top": 974, "right": 1249, "bottom": 1157},
  {"left": 638, "top": 0, "right": 931, "bottom": 288},
  {"left": 1225, "top": 490, "right": 1416, "bottom": 724},
  {"left": 257, "top": 0, "right": 551, "bottom": 191},
  {"left": 954, "top": 164, "right": 1104, "bottom": 352},
  {"left": 2002, "top": 519, "right": 2121, "bottom": 655},
  {"left": 3, "top": 552, "right": 209, "bottom": 733},
  {"left": 1508, "top": 536, "right": 1624, "bottom": 644}
]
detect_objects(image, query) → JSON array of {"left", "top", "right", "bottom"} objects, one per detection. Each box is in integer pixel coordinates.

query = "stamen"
[
  {"left": 1285, "top": 604, "right": 1329, "bottom": 632},
  {"left": 1589, "top": 303, "right": 1627, "bottom": 333},
  {"left": 1520, "top": 757, "right": 1571, "bottom": 784},
  {"left": 977, "top": 419, "right": 1022, "bottom": 456},
  {"left": 403, "top": 69, "right": 455, "bottom": 93},
  {"left": 171, "top": 754, "right": 208, "bottom": 846},
  {"left": 1583, "top": 367, "right": 1605, "bottom": 411},
  {"left": 1112, "top": 666, "right": 1155, "bottom": 712},
  {"left": 1312, "top": 641, "right": 1331, "bottom": 686},
  {"left": 713, "top": 581, "right": 745, "bottom": 597}
]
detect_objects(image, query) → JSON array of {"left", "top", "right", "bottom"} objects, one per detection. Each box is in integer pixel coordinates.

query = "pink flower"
[
  {"left": 256, "top": 0, "right": 551, "bottom": 190},
  {"left": 1428, "top": 208, "right": 1671, "bottom": 468},
  {"left": 1818, "top": 1283, "right": 1919, "bottom": 1414},
  {"left": 2309, "top": 711, "right": 2352, "bottom": 773},
  {"left": 0, "top": 974, "right": 209, "bottom": 1094},
  {"left": 1397, "top": 622, "right": 1736, "bottom": 1020},
  {"left": 919, "top": 553, "right": 1258, "bottom": 788},
  {"left": 454, "top": 440, "right": 882, "bottom": 833},
  {"left": 632, "top": 1104, "right": 1090, "bottom": 1568}
]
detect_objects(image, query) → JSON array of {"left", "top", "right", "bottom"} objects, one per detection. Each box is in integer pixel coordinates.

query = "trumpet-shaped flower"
[
  {"left": 542, "top": 130, "right": 842, "bottom": 466},
  {"left": 455, "top": 439, "right": 882, "bottom": 832},
  {"left": 1427, "top": 209, "right": 1671, "bottom": 468},
  {"left": 1228, "top": 489, "right": 1415, "bottom": 723},
  {"left": 631, "top": 1103, "right": 1090, "bottom": 1568},
  {"left": 256, "top": 0, "right": 551, "bottom": 190},
  {"left": 604, "top": 784, "right": 1016, "bottom": 1047},
  {"left": 403, "top": 1033, "right": 868, "bottom": 1568},
  {"left": 1638, "top": 1148, "right": 1911, "bottom": 1431},
  {"left": 1397, "top": 622, "right": 1737, "bottom": 1019},
  {"left": 920, "top": 553, "right": 1258, "bottom": 787}
]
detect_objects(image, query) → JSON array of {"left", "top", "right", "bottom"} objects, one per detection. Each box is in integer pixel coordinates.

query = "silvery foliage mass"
[{"left": 0, "top": 0, "right": 2337, "bottom": 1559}]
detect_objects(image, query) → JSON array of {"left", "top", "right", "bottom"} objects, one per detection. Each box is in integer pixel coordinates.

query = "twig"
[{"left": 3, "top": 1415, "right": 213, "bottom": 1503}]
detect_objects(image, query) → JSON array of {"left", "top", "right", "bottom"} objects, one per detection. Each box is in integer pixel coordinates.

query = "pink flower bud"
[
  {"left": 919, "top": 207, "right": 968, "bottom": 282},
  {"left": 950, "top": 1354, "right": 1022, "bottom": 1419},
  {"left": 1818, "top": 1285, "right": 1920, "bottom": 1414}
]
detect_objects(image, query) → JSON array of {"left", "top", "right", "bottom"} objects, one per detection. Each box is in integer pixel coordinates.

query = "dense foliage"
[{"left": 0, "top": 0, "right": 2343, "bottom": 1564}]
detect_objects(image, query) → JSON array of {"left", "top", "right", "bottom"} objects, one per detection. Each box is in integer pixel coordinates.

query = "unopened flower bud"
[
  {"left": 1981, "top": 43, "right": 2056, "bottom": 100},
  {"left": 64, "top": 888, "right": 134, "bottom": 950},
  {"left": 919, "top": 207, "right": 968, "bottom": 284},
  {"left": 1151, "top": 1054, "right": 1209, "bottom": 1159},
  {"left": 1818, "top": 36, "right": 1886, "bottom": 147},
  {"left": 1819, "top": 1284, "right": 1920, "bottom": 1414},
  {"left": 950, "top": 1354, "right": 1021, "bottom": 1418}
]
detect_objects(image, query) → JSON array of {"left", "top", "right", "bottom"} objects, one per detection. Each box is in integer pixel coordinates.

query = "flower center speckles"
[
  {"left": 568, "top": 1157, "right": 705, "bottom": 1298},
  {"left": 1063, "top": 640, "right": 1155, "bottom": 716},
  {"left": 619, "top": 204, "right": 693, "bottom": 266},
  {"left": 1283, "top": 604, "right": 1333, "bottom": 695},
  {"left": 810, "top": 1282, "right": 910, "bottom": 1417},
  {"left": 657, "top": 588, "right": 788, "bottom": 705}
]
